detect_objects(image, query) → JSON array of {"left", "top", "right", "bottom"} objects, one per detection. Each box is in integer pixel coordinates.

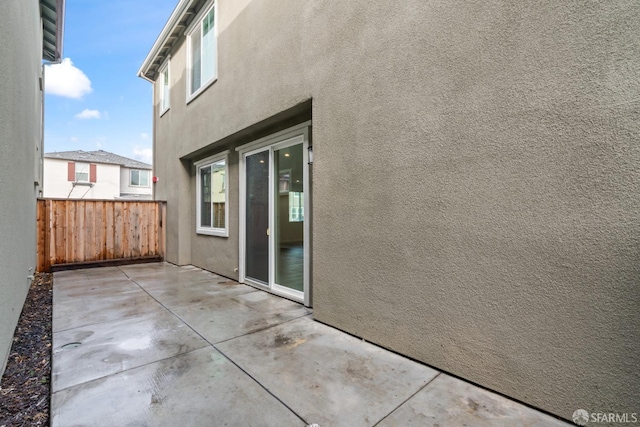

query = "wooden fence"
[{"left": 36, "top": 199, "right": 166, "bottom": 272}]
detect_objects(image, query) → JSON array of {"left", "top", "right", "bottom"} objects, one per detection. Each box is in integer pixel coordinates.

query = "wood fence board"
[
  {"left": 66, "top": 201, "right": 75, "bottom": 262},
  {"left": 151, "top": 202, "right": 158, "bottom": 255},
  {"left": 93, "top": 201, "right": 99, "bottom": 260},
  {"left": 135, "top": 203, "right": 142, "bottom": 257},
  {"left": 36, "top": 201, "right": 46, "bottom": 271},
  {"left": 122, "top": 202, "right": 130, "bottom": 258},
  {"left": 45, "top": 200, "right": 52, "bottom": 271},
  {"left": 160, "top": 202, "right": 166, "bottom": 257},
  {"left": 140, "top": 203, "right": 145, "bottom": 256},
  {"left": 93, "top": 201, "right": 103, "bottom": 260},
  {"left": 105, "top": 201, "right": 114, "bottom": 259},
  {"left": 152, "top": 203, "right": 158, "bottom": 255},
  {"left": 130, "top": 203, "right": 139, "bottom": 258},
  {"left": 76, "top": 202, "right": 85, "bottom": 262},
  {"left": 140, "top": 203, "right": 149, "bottom": 257},
  {"left": 114, "top": 202, "right": 123, "bottom": 258},
  {"left": 86, "top": 202, "right": 96, "bottom": 261},
  {"left": 54, "top": 201, "right": 66, "bottom": 263}
]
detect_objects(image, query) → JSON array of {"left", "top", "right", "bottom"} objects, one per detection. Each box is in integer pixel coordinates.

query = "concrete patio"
[{"left": 51, "top": 263, "right": 570, "bottom": 426}]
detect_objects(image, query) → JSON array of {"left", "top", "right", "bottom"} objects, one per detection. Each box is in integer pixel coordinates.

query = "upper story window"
[
  {"left": 130, "top": 169, "right": 150, "bottom": 187},
  {"left": 195, "top": 152, "right": 228, "bottom": 236},
  {"left": 75, "top": 162, "right": 90, "bottom": 182},
  {"left": 67, "top": 162, "right": 96, "bottom": 183},
  {"left": 187, "top": 3, "right": 217, "bottom": 101},
  {"left": 159, "top": 62, "right": 170, "bottom": 114}
]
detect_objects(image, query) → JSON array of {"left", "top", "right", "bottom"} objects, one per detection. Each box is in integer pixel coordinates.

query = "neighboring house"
[
  {"left": 0, "top": 0, "right": 64, "bottom": 378},
  {"left": 139, "top": 0, "right": 639, "bottom": 422},
  {"left": 44, "top": 150, "right": 152, "bottom": 200}
]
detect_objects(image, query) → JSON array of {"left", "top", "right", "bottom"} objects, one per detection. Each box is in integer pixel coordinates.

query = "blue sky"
[{"left": 44, "top": 0, "right": 178, "bottom": 164}]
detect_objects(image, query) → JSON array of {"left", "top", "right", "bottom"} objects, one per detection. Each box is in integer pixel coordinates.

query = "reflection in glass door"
[
  {"left": 274, "top": 144, "right": 304, "bottom": 292},
  {"left": 245, "top": 150, "right": 269, "bottom": 284}
]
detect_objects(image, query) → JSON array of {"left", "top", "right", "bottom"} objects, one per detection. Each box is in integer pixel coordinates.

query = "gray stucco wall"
[
  {"left": 0, "top": 0, "right": 43, "bottom": 377},
  {"left": 150, "top": 0, "right": 639, "bottom": 420}
]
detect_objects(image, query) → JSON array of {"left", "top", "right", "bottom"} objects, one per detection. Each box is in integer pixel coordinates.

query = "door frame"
[{"left": 237, "top": 121, "right": 311, "bottom": 306}]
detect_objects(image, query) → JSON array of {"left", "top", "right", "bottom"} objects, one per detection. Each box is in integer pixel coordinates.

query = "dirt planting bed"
[{"left": 0, "top": 273, "right": 53, "bottom": 426}]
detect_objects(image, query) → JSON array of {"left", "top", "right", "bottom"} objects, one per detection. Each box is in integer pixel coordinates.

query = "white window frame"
[
  {"left": 75, "top": 162, "right": 90, "bottom": 183},
  {"left": 186, "top": 2, "right": 217, "bottom": 103},
  {"left": 195, "top": 151, "right": 229, "bottom": 237},
  {"left": 130, "top": 169, "right": 151, "bottom": 187},
  {"left": 159, "top": 60, "right": 170, "bottom": 115}
]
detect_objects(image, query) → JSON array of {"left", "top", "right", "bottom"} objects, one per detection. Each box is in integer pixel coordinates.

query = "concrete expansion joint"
[{"left": 372, "top": 372, "right": 443, "bottom": 426}]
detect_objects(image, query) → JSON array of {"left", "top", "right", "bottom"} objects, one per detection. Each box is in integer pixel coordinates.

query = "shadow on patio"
[{"left": 51, "top": 263, "right": 570, "bottom": 426}]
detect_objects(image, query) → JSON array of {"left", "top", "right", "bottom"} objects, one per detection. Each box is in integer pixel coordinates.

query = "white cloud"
[
  {"left": 133, "top": 147, "right": 153, "bottom": 164},
  {"left": 140, "top": 133, "right": 149, "bottom": 140},
  {"left": 45, "top": 58, "right": 92, "bottom": 99},
  {"left": 75, "top": 109, "right": 101, "bottom": 120}
]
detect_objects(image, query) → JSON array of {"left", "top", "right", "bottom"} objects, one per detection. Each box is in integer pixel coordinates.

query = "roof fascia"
[
  {"left": 137, "top": 0, "right": 194, "bottom": 82},
  {"left": 54, "top": 0, "right": 65, "bottom": 61}
]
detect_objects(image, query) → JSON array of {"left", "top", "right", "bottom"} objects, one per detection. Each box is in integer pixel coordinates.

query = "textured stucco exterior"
[
  {"left": 145, "top": 0, "right": 639, "bottom": 421},
  {"left": 0, "top": 1, "right": 45, "bottom": 377}
]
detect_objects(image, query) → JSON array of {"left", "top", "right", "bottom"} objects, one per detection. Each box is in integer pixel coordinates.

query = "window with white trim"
[
  {"left": 130, "top": 169, "right": 150, "bottom": 187},
  {"left": 159, "top": 62, "right": 170, "bottom": 113},
  {"left": 75, "top": 162, "right": 90, "bottom": 182},
  {"left": 187, "top": 3, "right": 217, "bottom": 99},
  {"left": 196, "top": 153, "right": 228, "bottom": 236}
]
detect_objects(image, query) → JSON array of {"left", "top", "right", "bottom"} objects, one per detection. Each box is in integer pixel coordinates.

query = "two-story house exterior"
[
  {"left": 0, "top": 0, "right": 65, "bottom": 378},
  {"left": 139, "top": 0, "right": 640, "bottom": 421},
  {"left": 44, "top": 150, "right": 152, "bottom": 200}
]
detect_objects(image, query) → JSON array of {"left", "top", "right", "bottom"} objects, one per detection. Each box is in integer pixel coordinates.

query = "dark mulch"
[{"left": 0, "top": 272, "right": 53, "bottom": 427}]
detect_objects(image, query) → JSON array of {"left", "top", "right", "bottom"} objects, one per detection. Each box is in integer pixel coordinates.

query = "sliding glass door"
[{"left": 240, "top": 126, "right": 310, "bottom": 304}]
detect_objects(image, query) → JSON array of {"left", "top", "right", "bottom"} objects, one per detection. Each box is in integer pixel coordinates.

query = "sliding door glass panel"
[
  {"left": 274, "top": 143, "right": 304, "bottom": 292},
  {"left": 200, "top": 166, "right": 211, "bottom": 227},
  {"left": 211, "top": 160, "right": 226, "bottom": 228},
  {"left": 245, "top": 151, "right": 270, "bottom": 283}
]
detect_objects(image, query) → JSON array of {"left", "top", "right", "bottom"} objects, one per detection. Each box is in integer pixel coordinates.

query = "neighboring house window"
[
  {"left": 289, "top": 192, "right": 304, "bottom": 222},
  {"left": 159, "top": 62, "right": 170, "bottom": 113},
  {"left": 195, "top": 153, "right": 228, "bottom": 236},
  {"left": 75, "top": 162, "right": 90, "bottom": 182},
  {"left": 130, "top": 170, "right": 150, "bottom": 187},
  {"left": 67, "top": 162, "right": 96, "bottom": 183},
  {"left": 187, "top": 3, "right": 217, "bottom": 99}
]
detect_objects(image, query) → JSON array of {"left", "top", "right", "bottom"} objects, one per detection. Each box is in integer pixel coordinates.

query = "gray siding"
[
  {"left": 151, "top": 0, "right": 640, "bottom": 420},
  {"left": 0, "top": 0, "right": 43, "bottom": 377}
]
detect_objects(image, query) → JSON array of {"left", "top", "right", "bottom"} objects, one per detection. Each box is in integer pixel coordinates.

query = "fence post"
[
  {"left": 43, "top": 200, "right": 51, "bottom": 272},
  {"left": 36, "top": 200, "right": 44, "bottom": 272},
  {"left": 160, "top": 202, "right": 166, "bottom": 259}
]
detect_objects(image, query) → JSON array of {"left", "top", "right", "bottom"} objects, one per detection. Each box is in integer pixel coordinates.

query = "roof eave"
[
  {"left": 40, "top": 0, "right": 66, "bottom": 62},
  {"left": 137, "top": 0, "right": 194, "bottom": 83}
]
